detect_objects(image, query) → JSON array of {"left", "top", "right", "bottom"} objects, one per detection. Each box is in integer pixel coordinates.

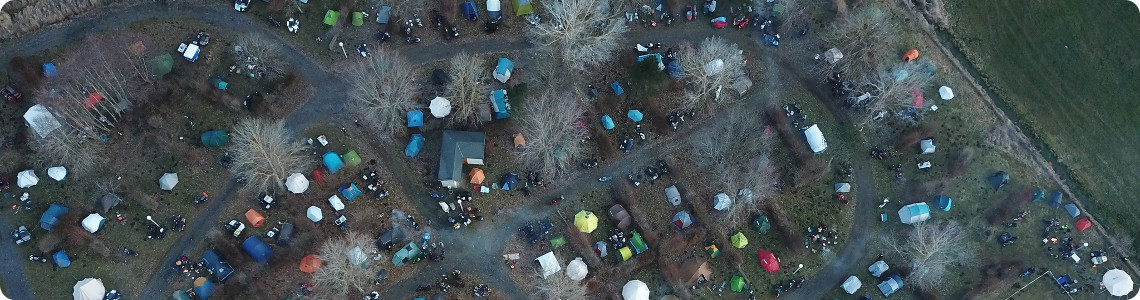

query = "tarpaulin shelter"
[
  {"left": 536, "top": 252, "right": 561, "bottom": 279},
  {"left": 731, "top": 232, "right": 748, "bottom": 248},
  {"left": 245, "top": 209, "right": 265, "bottom": 227},
  {"left": 299, "top": 254, "right": 322, "bottom": 273},
  {"left": 463, "top": 1, "right": 478, "bottom": 20},
  {"left": 159, "top": 172, "right": 179, "bottom": 191},
  {"left": 590, "top": 241, "right": 608, "bottom": 258},
  {"left": 705, "top": 244, "right": 720, "bottom": 258},
  {"left": 1064, "top": 204, "right": 1081, "bottom": 218},
  {"left": 513, "top": 133, "right": 526, "bottom": 148},
  {"left": 490, "top": 89, "right": 510, "bottom": 119},
  {"left": 575, "top": 211, "right": 599, "bottom": 233},
  {"left": 276, "top": 223, "right": 294, "bottom": 246},
  {"left": 406, "top": 134, "right": 425, "bottom": 157},
  {"left": 713, "top": 193, "right": 732, "bottom": 211},
  {"left": 242, "top": 236, "right": 273, "bottom": 264},
  {"left": 203, "top": 250, "right": 234, "bottom": 281},
  {"left": 407, "top": 110, "right": 424, "bottom": 127},
  {"left": 17, "top": 169, "right": 38, "bottom": 188},
  {"left": 328, "top": 195, "right": 345, "bottom": 211},
  {"left": 286, "top": 173, "right": 309, "bottom": 194},
  {"left": 201, "top": 130, "right": 228, "bottom": 147},
  {"left": 323, "top": 152, "right": 344, "bottom": 173},
  {"left": 151, "top": 53, "right": 173, "bottom": 77},
  {"left": 352, "top": 12, "right": 364, "bottom": 26},
  {"left": 72, "top": 278, "right": 104, "bottom": 300},
  {"left": 1049, "top": 191, "right": 1063, "bottom": 208},
  {"left": 682, "top": 260, "right": 711, "bottom": 286},
  {"left": 1103, "top": 269, "right": 1134, "bottom": 296},
  {"left": 343, "top": 150, "right": 362, "bottom": 166},
  {"left": 193, "top": 277, "right": 215, "bottom": 299},
  {"left": 47, "top": 166, "right": 66, "bottom": 181},
  {"left": 430, "top": 97, "right": 453, "bottom": 118},
  {"left": 306, "top": 206, "right": 323, "bottom": 222},
  {"left": 375, "top": 6, "right": 391, "bottom": 23},
  {"left": 54, "top": 250, "right": 71, "bottom": 268},
  {"left": 753, "top": 216, "right": 771, "bottom": 234},
  {"left": 903, "top": 49, "right": 919, "bottom": 62},
  {"left": 40, "top": 203, "right": 69, "bottom": 230},
  {"left": 601, "top": 115, "right": 615, "bottom": 130},
  {"left": 393, "top": 242, "right": 421, "bottom": 266},
  {"left": 730, "top": 275, "right": 745, "bottom": 292},
  {"left": 500, "top": 173, "right": 519, "bottom": 190},
  {"left": 43, "top": 63, "right": 57, "bottom": 77},
  {"left": 23, "top": 104, "right": 62, "bottom": 138},
  {"left": 757, "top": 249, "right": 780, "bottom": 273},
  {"left": 637, "top": 53, "right": 664, "bottom": 70},
  {"left": 1076, "top": 217, "right": 1092, "bottom": 232},
  {"left": 469, "top": 168, "right": 485, "bottom": 184},
  {"left": 487, "top": 0, "right": 502, "bottom": 19},
  {"left": 631, "top": 231, "right": 649, "bottom": 254},
  {"left": 898, "top": 203, "right": 931, "bottom": 224},
  {"left": 803, "top": 124, "right": 828, "bottom": 153},
  {"left": 835, "top": 183, "right": 851, "bottom": 193},
  {"left": 622, "top": 280, "right": 649, "bottom": 300},
  {"left": 989, "top": 171, "right": 1009, "bottom": 191},
  {"left": 627, "top": 110, "right": 644, "bottom": 122},
  {"left": 869, "top": 260, "right": 889, "bottom": 277},
  {"left": 666, "top": 60, "right": 682, "bottom": 78},
  {"left": 842, "top": 276, "right": 862, "bottom": 294},
  {"left": 920, "top": 138, "right": 936, "bottom": 154},
  {"left": 611, "top": 81, "right": 625, "bottom": 95},
  {"left": 439, "top": 131, "right": 486, "bottom": 187},
  {"left": 566, "top": 257, "right": 588, "bottom": 281},
  {"left": 673, "top": 211, "right": 694, "bottom": 230},
  {"left": 493, "top": 58, "right": 513, "bottom": 83},
  {"left": 323, "top": 10, "right": 339, "bottom": 26},
  {"left": 610, "top": 204, "right": 632, "bottom": 230},
  {"left": 82, "top": 213, "right": 105, "bottom": 233},
  {"left": 939, "top": 86, "right": 954, "bottom": 100},
  {"left": 665, "top": 185, "right": 681, "bottom": 206},
  {"left": 512, "top": 0, "right": 534, "bottom": 16},
  {"left": 96, "top": 194, "right": 121, "bottom": 212},
  {"left": 83, "top": 92, "right": 103, "bottom": 109},
  {"left": 935, "top": 196, "right": 952, "bottom": 211},
  {"left": 376, "top": 227, "right": 406, "bottom": 249}
]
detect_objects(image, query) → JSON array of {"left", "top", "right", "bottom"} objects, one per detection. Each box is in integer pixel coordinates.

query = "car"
[
  {"left": 620, "top": 136, "right": 634, "bottom": 153},
  {"left": 11, "top": 226, "right": 30, "bottom": 245},
  {"left": 225, "top": 220, "right": 245, "bottom": 237},
  {"left": 234, "top": 0, "right": 250, "bottom": 12},
  {"left": 2, "top": 86, "right": 21, "bottom": 102}
]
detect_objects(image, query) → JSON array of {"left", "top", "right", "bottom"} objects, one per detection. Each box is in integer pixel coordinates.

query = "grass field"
[{"left": 943, "top": 1, "right": 1140, "bottom": 244}]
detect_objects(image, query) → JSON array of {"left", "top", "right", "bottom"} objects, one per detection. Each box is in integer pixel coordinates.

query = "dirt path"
[{"left": 0, "top": 218, "right": 34, "bottom": 300}]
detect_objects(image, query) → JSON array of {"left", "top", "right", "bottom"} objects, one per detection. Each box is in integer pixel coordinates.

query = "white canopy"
[
  {"left": 487, "top": 0, "right": 501, "bottom": 11},
  {"left": 835, "top": 183, "right": 851, "bottom": 193},
  {"left": 328, "top": 195, "right": 345, "bottom": 211},
  {"left": 536, "top": 251, "right": 561, "bottom": 279},
  {"left": 159, "top": 173, "right": 178, "bottom": 191},
  {"left": 803, "top": 124, "right": 828, "bottom": 153},
  {"left": 16, "top": 170, "right": 38, "bottom": 188},
  {"left": 713, "top": 193, "right": 732, "bottom": 211},
  {"left": 23, "top": 104, "right": 62, "bottom": 139},
  {"left": 429, "top": 97, "right": 452, "bottom": 118},
  {"left": 306, "top": 206, "right": 324, "bottom": 222},
  {"left": 622, "top": 280, "right": 650, "bottom": 300},
  {"left": 565, "top": 257, "right": 588, "bottom": 281},
  {"left": 920, "top": 139, "right": 936, "bottom": 154},
  {"left": 348, "top": 246, "right": 368, "bottom": 268},
  {"left": 938, "top": 86, "right": 954, "bottom": 100},
  {"left": 842, "top": 275, "right": 862, "bottom": 294},
  {"left": 47, "top": 166, "right": 67, "bottom": 181},
  {"left": 72, "top": 278, "right": 106, "bottom": 300},
  {"left": 1104, "top": 269, "right": 1134, "bottom": 296},
  {"left": 285, "top": 173, "right": 309, "bottom": 194},
  {"left": 82, "top": 213, "right": 106, "bottom": 233},
  {"left": 704, "top": 59, "right": 724, "bottom": 76}
]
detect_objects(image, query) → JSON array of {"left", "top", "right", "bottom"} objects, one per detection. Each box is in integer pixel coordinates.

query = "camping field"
[{"left": 943, "top": 1, "right": 1140, "bottom": 245}]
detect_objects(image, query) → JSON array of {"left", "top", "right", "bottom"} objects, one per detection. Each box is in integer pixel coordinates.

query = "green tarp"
[
  {"left": 343, "top": 150, "right": 362, "bottom": 166},
  {"left": 352, "top": 12, "right": 364, "bottom": 26},
  {"left": 753, "top": 215, "right": 771, "bottom": 234},
  {"left": 201, "top": 130, "right": 229, "bottom": 147},
  {"left": 324, "top": 10, "right": 340, "bottom": 26},
  {"left": 151, "top": 53, "right": 173, "bottom": 77},
  {"left": 512, "top": 0, "right": 534, "bottom": 16}
]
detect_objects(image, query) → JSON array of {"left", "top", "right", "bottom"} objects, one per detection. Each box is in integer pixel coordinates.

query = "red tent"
[
  {"left": 711, "top": 17, "right": 728, "bottom": 29},
  {"left": 757, "top": 249, "right": 780, "bottom": 274},
  {"left": 311, "top": 169, "right": 326, "bottom": 186},
  {"left": 1075, "top": 217, "right": 1092, "bottom": 232},
  {"left": 911, "top": 88, "right": 924, "bottom": 107},
  {"left": 85, "top": 92, "right": 103, "bottom": 109}
]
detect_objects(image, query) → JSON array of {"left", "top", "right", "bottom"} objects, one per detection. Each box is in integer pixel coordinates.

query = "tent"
[
  {"left": 159, "top": 172, "right": 179, "bottom": 191},
  {"left": 406, "top": 134, "right": 426, "bottom": 157},
  {"left": 753, "top": 216, "right": 771, "bottom": 234},
  {"left": 594, "top": 241, "right": 608, "bottom": 257},
  {"left": 430, "top": 97, "right": 452, "bottom": 118},
  {"left": 203, "top": 250, "right": 234, "bottom": 281},
  {"left": 988, "top": 171, "right": 1009, "bottom": 191},
  {"left": 96, "top": 194, "right": 121, "bottom": 212},
  {"left": 487, "top": 0, "right": 502, "bottom": 19},
  {"left": 911, "top": 88, "right": 924, "bottom": 108},
  {"left": 757, "top": 249, "right": 780, "bottom": 273},
  {"left": 82, "top": 213, "right": 106, "bottom": 233},
  {"left": 574, "top": 211, "right": 599, "bottom": 233},
  {"left": 666, "top": 60, "right": 682, "bottom": 78},
  {"left": 536, "top": 252, "right": 561, "bottom": 279},
  {"left": 1076, "top": 217, "right": 1092, "bottom": 232},
  {"left": 920, "top": 139, "right": 936, "bottom": 154},
  {"left": 869, "top": 260, "right": 889, "bottom": 277},
  {"left": 469, "top": 168, "right": 485, "bottom": 185},
  {"left": 493, "top": 58, "right": 513, "bottom": 83},
  {"left": 43, "top": 63, "right": 57, "bottom": 77},
  {"left": 47, "top": 166, "right": 67, "bottom": 181},
  {"left": 348, "top": 246, "right": 368, "bottom": 268},
  {"left": 1064, "top": 204, "right": 1080, "bottom": 218},
  {"left": 898, "top": 203, "right": 931, "bottom": 224},
  {"left": 171, "top": 290, "right": 190, "bottom": 300},
  {"left": 938, "top": 86, "right": 954, "bottom": 100},
  {"left": 328, "top": 195, "right": 346, "bottom": 211},
  {"left": 631, "top": 231, "right": 649, "bottom": 254},
  {"left": 352, "top": 12, "right": 364, "bottom": 26},
  {"left": 500, "top": 173, "right": 520, "bottom": 190},
  {"left": 611, "top": 81, "right": 625, "bottom": 95},
  {"left": 682, "top": 260, "right": 711, "bottom": 285},
  {"left": 323, "top": 10, "right": 339, "bottom": 26},
  {"left": 323, "top": 152, "right": 344, "bottom": 173},
  {"left": 1033, "top": 189, "right": 1046, "bottom": 202},
  {"left": 151, "top": 53, "right": 174, "bottom": 77},
  {"left": 512, "top": 0, "right": 534, "bottom": 16},
  {"left": 245, "top": 209, "right": 265, "bottom": 228},
  {"left": 242, "top": 236, "right": 273, "bottom": 264},
  {"left": 375, "top": 5, "right": 391, "bottom": 23},
  {"left": 610, "top": 204, "right": 632, "bottom": 230},
  {"left": 601, "top": 115, "right": 616, "bottom": 130},
  {"left": 72, "top": 278, "right": 105, "bottom": 300},
  {"left": 513, "top": 133, "right": 526, "bottom": 148},
  {"left": 490, "top": 89, "right": 510, "bottom": 119},
  {"left": 463, "top": 1, "right": 478, "bottom": 20},
  {"left": 617, "top": 246, "right": 633, "bottom": 261},
  {"left": 705, "top": 244, "right": 720, "bottom": 258},
  {"left": 23, "top": 104, "right": 62, "bottom": 138},
  {"left": 54, "top": 250, "right": 71, "bottom": 268},
  {"left": 878, "top": 274, "right": 905, "bottom": 297},
  {"left": 40, "top": 203, "right": 69, "bottom": 230},
  {"left": 566, "top": 257, "right": 588, "bottom": 281},
  {"left": 209, "top": 76, "right": 227, "bottom": 90},
  {"left": 935, "top": 195, "right": 952, "bottom": 211},
  {"left": 393, "top": 242, "right": 421, "bottom": 266},
  {"left": 311, "top": 169, "right": 326, "bottom": 186},
  {"left": 803, "top": 124, "right": 828, "bottom": 153},
  {"left": 627, "top": 110, "right": 644, "bottom": 122},
  {"left": 622, "top": 280, "right": 650, "bottom": 300},
  {"left": 835, "top": 183, "right": 851, "bottom": 193},
  {"left": 307, "top": 206, "right": 323, "bottom": 222},
  {"left": 343, "top": 150, "right": 362, "bottom": 167},
  {"left": 407, "top": 110, "right": 424, "bottom": 127},
  {"left": 376, "top": 227, "right": 407, "bottom": 249},
  {"left": 823, "top": 48, "right": 844, "bottom": 64},
  {"left": 842, "top": 275, "right": 862, "bottom": 294},
  {"left": 1104, "top": 269, "right": 1134, "bottom": 296},
  {"left": 200, "top": 130, "right": 228, "bottom": 147},
  {"left": 665, "top": 185, "right": 681, "bottom": 206},
  {"left": 276, "top": 223, "right": 294, "bottom": 246},
  {"left": 731, "top": 232, "right": 749, "bottom": 248},
  {"left": 299, "top": 254, "right": 322, "bottom": 273},
  {"left": 713, "top": 193, "right": 732, "bottom": 211},
  {"left": 439, "top": 131, "right": 486, "bottom": 187},
  {"left": 1049, "top": 191, "right": 1063, "bottom": 208},
  {"left": 903, "top": 49, "right": 919, "bottom": 62},
  {"left": 17, "top": 169, "right": 38, "bottom": 188},
  {"left": 286, "top": 173, "right": 309, "bottom": 194},
  {"left": 673, "top": 211, "right": 694, "bottom": 230},
  {"left": 193, "top": 277, "right": 216, "bottom": 299},
  {"left": 730, "top": 275, "right": 745, "bottom": 292},
  {"left": 711, "top": 16, "right": 727, "bottom": 28}
]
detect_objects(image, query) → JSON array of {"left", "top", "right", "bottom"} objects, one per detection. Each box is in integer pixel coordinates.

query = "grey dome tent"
[
  {"left": 869, "top": 260, "right": 889, "bottom": 277},
  {"left": 159, "top": 173, "right": 179, "bottom": 191},
  {"left": 988, "top": 171, "right": 1009, "bottom": 191},
  {"left": 96, "top": 194, "right": 121, "bottom": 213},
  {"left": 664, "top": 185, "right": 681, "bottom": 206},
  {"left": 1064, "top": 204, "right": 1080, "bottom": 218},
  {"left": 1049, "top": 191, "right": 1063, "bottom": 208},
  {"left": 672, "top": 211, "right": 694, "bottom": 230}
]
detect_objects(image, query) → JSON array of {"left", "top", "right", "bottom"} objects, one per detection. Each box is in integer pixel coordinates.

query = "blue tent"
[
  {"left": 40, "top": 203, "right": 69, "bottom": 231},
  {"left": 53, "top": 250, "right": 70, "bottom": 268},
  {"left": 611, "top": 81, "right": 624, "bottom": 95},
  {"left": 405, "top": 134, "right": 425, "bottom": 157},
  {"left": 501, "top": 173, "right": 519, "bottom": 191},
  {"left": 627, "top": 110, "right": 644, "bottom": 122},
  {"left": 1049, "top": 191, "right": 1063, "bottom": 208},
  {"left": 491, "top": 89, "right": 510, "bottom": 119},
  {"left": 878, "top": 274, "right": 904, "bottom": 297},
  {"left": 898, "top": 203, "right": 931, "bottom": 224},
  {"left": 1064, "top": 204, "right": 1080, "bottom": 218},
  {"left": 494, "top": 58, "right": 513, "bottom": 83},
  {"left": 935, "top": 196, "right": 952, "bottom": 211},
  {"left": 375, "top": 5, "right": 391, "bottom": 23},
  {"left": 340, "top": 183, "right": 363, "bottom": 201},
  {"left": 43, "top": 63, "right": 57, "bottom": 77},
  {"left": 407, "top": 110, "right": 424, "bottom": 127},
  {"left": 323, "top": 152, "right": 344, "bottom": 173},
  {"left": 241, "top": 236, "right": 273, "bottom": 264},
  {"left": 202, "top": 250, "right": 234, "bottom": 282},
  {"left": 194, "top": 279, "right": 216, "bottom": 299},
  {"left": 463, "top": 1, "right": 478, "bottom": 20},
  {"left": 665, "top": 60, "right": 682, "bottom": 79},
  {"left": 601, "top": 115, "right": 615, "bottom": 130}
]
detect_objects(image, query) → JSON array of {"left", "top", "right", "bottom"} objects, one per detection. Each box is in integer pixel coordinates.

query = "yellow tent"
[
  {"left": 731, "top": 232, "right": 749, "bottom": 248},
  {"left": 469, "top": 168, "right": 485, "bottom": 185},
  {"left": 574, "top": 210, "right": 598, "bottom": 233},
  {"left": 619, "top": 247, "right": 633, "bottom": 261}
]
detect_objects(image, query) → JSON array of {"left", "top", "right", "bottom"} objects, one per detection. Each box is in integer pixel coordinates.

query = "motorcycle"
[
  {"left": 124, "top": 247, "right": 139, "bottom": 257},
  {"left": 627, "top": 173, "right": 642, "bottom": 187},
  {"left": 644, "top": 167, "right": 659, "bottom": 182},
  {"left": 657, "top": 160, "right": 671, "bottom": 175},
  {"left": 375, "top": 31, "right": 391, "bottom": 42},
  {"left": 732, "top": 14, "right": 749, "bottom": 29},
  {"left": 171, "top": 215, "right": 186, "bottom": 232},
  {"left": 29, "top": 255, "right": 48, "bottom": 263},
  {"left": 358, "top": 44, "right": 369, "bottom": 57},
  {"left": 598, "top": 176, "right": 613, "bottom": 182},
  {"left": 267, "top": 16, "right": 281, "bottom": 27},
  {"left": 194, "top": 192, "right": 209, "bottom": 206},
  {"left": 581, "top": 159, "right": 599, "bottom": 169},
  {"left": 406, "top": 37, "right": 422, "bottom": 43},
  {"left": 635, "top": 124, "right": 646, "bottom": 140},
  {"left": 685, "top": 4, "right": 696, "bottom": 21}
]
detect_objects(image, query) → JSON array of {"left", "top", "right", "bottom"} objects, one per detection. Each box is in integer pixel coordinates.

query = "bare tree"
[
  {"left": 345, "top": 49, "right": 419, "bottom": 140},
  {"left": 229, "top": 118, "right": 311, "bottom": 193},
  {"left": 885, "top": 220, "right": 976, "bottom": 291},
  {"left": 687, "top": 110, "right": 766, "bottom": 168},
  {"left": 528, "top": 0, "right": 629, "bottom": 72},
  {"left": 444, "top": 52, "right": 489, "bottom": 126},
  {"left": 312, "top": 232, "right": 383, "bottom": 297},
  {"left": 846, "top": 58, "right": 934, "bottom": 123},
  {"left": 688, "top": 111, "right": 778, "bottom": 230},
  {"left": 533, "top": 272, "right": 588, "bottom": 300},
  {"left": 716, "top": 154, "right": 779, "bottom": 231},
  {"left": 516, "top": 89, "right": 588, "bottom": 179},
  {"left": 234, "top": 33, "right": 282, "bottom": 78},
  {"left": 40, "top": 40, "right": 139, "bottom": 134},
  {"left": 388, "top": 0, "right": 427, "bottom": 22},
  {"left": 677, "top": 37, "right": 749, "bottom": 112},
  {"left": 27, "top": 130, "right": 106, "bottom": 177},
  {"left": 818, "top": 4, "right": 899, "bottom": 79}
]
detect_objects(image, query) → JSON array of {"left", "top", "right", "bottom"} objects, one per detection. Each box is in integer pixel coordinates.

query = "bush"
[
  {"left": 8, "top": 56, "right": 42, "bottom": 88},
  {"left": 894, "top": 122, "right": 941, "bottom": 152},
  {"left": 625, "top": 57, "right": 667, "bottom": 95},
  {"left": 766, "top": 201, "right": 805, "bottom": 255},
  {"left": 948, "top": 147, "right": 976, "bottom": 178},
  {"left": 985, "top": 188, "right": 1032, "bottom": 225}
]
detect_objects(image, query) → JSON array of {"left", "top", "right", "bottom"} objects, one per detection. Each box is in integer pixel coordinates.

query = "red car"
[{"left": 2, "top": 86, "right": 20, "bottom": 102}]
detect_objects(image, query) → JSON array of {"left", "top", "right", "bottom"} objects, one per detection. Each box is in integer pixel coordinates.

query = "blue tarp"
[
  {"left": 53, "top": 250, "right": 70, "bottom": 268},
  {"left": 405, "top": 134, "right": 425, "bottom": 157},
  {"left": 878, "top": 274, "right": 904, "bottom": 297},
  {"left": 43, "top": 63, "right": 57, "bottom": 77},
  {"left": 627, "top": 110, "right": 644, "bottom": 122},
  {"left": 666, "top": 60, "right": 682, "bottom": 79},
  {"left": 1049, "top": 191, "right": 1063, "bottom": 209},
  {"left": 935, "top": 196, "right": 952, "bottom": 211},
  {"left": 194, "top": 279, "right": 216, "bottom": 299},
  {"left": 611, "top": 81, "right": 624, "bottom": 95},
  {"left": 501, "top": 173, "right": 519, "bottom": 190},
  {"left": 637, "top": 53, "right": 664, "bottom": 70},
  {"left": 40, "top": 203, "right": 69, "bottom": 231},
  {"left": 407, "top": 110, "right": 424, "bottom": 127},
  {"left": 323, "top": 152, "right": 344, "bottom": 173},
  {"left": 202, "top": 250, "right": 234, "bottom": 282},
  {"left": 491, "top": 89, "right": 510, "bottom": 119},
  {"left": 340, "top": 183, "right": 363, "bottom": 201},
  {"left": 241, "top": 236, "right": 273, "bottom": 264},
  {"left": 1064, "top": 203, "right": 1080, "bottom": 218},
  {"left": 375, "top": 6, "right": 392, "bottom": 23},
  {"left": 601, "top": 115, "right": 615, "bottom": 130},
  {"left": 494, "top": 58, "right": 513, "bottom": 83},
  {"left": 463, "top": 1, "right": 479, "bottom": 20}
]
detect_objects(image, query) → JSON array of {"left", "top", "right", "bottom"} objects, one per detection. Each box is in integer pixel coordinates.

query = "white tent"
[
  {"left": 823, "top": 48, "right": 844, "bottom": 64},
  {"left": 1104, "top": 269, "right": 1134, "bottom": 297},
  {"left": 713, "top": 193, "right": 732, "bottom": 211},
  {"left": 842, "top": 275, "right": 862, "bottom": 294},
  {"left": 47, "top": 166, "right": 67, "bottom": 181},
  {"left": 938, "top": 86, "right": 954, "bottom": 100},
  {"left": 429, "top": 97, "right": 452, "bottom": 118},
  {"left": 487, "top": 0, "right": 501, "bottom": 12},
  {"left": 23, "top": 104, "right": 62, "bottom": 139},
  {"left": 348, "top": 246, "right": 368, "bottom": 268},
  {"left": 622, "top": 280, "right": 650, "bottom": 300},
  {"left": 536, "top": 252, "right": 561, "bottom": 279},
  {"left": 898, "top": 203, "right": 931, "bottom": 224},
  {"left": 328, "top": 195, "right": 345, "bottom": 211},
  {"left": 566, "top": 257, "right": 588, "bottom": 281},
  {"left": 306, "top": 206, "right": 324, "bottom": 222},
  {"left": 159, "top": 173, "right": 179, "bottom": 191},
  {"left": 72, "top": 278, "right": 105, "bottom": 300},
  {"left": 16, "top": 170, "right": 38, "bottom": 188},
  {"left": 920, "top": 139, "right": 936, "bottom": 154},
  {"left": 82, "top": 213, "right": 106, "bottom": 233},
  {"left": 704, "top": 59, "right": 724, "bottom": 75},
  {"left": 835, "top": 183, "right": 851, "bottom": 193},
  {"left": 285, "top": 173, "right": 309, "bottom": 194},
  {"left": 803, "top": 124, "right": 828, "bottom": 154},
  {"left": 664, "top": 185, "right": 681, "bottom": 206}
]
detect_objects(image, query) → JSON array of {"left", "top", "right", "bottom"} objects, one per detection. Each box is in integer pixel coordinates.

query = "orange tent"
[
  {"left": 299, "top": 254, "right": 322, "bottom": 273},
  {"left": 513, "top": 133, "right": 526, "bottom": 148},
  {"left": 245, "top": 209, "right": 266, "bottom": 228},
  {"left": 469, "top": 168, "right": 485, "bottom": 185},
  {"left": 903, "top": 49, "right": 919, "bottom": 62}
]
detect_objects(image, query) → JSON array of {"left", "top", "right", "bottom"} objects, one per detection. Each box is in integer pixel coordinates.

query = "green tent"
[
  {"left": 753, "top": 215, "right": 771, "bottom": 234},
  {"left": 324, "top": 10, "right": 340, "bottom": 26},
  {"left": 352, "top": 12, "right": 364, "bottom": 26},
  {"left": 343, "top": 150, "right": 362, "bottom": 166},
  {"left": 512, "top": 0, "right": 534, "bottom": 16},
  {"left": 209, "top": 76, "right": 228, "bottom": 90},
  {"left": 630, "top": 231, "right": 648, "bottom": 254},
  {"left": 201, "top": 130, "right": 229, "bottom": 147},
  {"left": 730, "top": 275, "right": 745, "bottom": 292},
  {"left": 1033, "top": 189, "right": 1046, "bottom": 202},
  {"left": 550, "top": 236, "right": 566, "bottom": 248},
  {"left": 731, "top": 232, "right": 749, "bottom": 248},
  {"left": 150, "top": 53, "right": 173, "bottom": 77}
]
